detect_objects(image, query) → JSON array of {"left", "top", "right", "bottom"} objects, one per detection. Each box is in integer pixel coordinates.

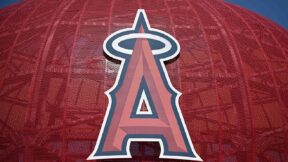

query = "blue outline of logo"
[
  {"left": 130, "top": 77, "right": 158, "bottom": 118},
  {"left": 87, "top": 9, "right": 202, "bottom": 161}
]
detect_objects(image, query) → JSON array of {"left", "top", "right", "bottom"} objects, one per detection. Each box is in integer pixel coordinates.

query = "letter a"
[{"left": 88, "top": 9, "right": 202, "bottom": 161}]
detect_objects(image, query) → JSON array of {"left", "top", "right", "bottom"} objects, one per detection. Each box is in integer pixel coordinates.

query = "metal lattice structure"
[{"left": 0, "top": 0, "right": 288, "bottom": 161}]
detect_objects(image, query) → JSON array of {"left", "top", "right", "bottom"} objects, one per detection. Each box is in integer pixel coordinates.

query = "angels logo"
[{"left": 88, "top": 9, "right": 202, "bottom": 161}]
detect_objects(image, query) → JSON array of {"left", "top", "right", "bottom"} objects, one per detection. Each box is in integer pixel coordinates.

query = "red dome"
[{"left": 0, "top": 0, "right": 287, "bottom": 161}]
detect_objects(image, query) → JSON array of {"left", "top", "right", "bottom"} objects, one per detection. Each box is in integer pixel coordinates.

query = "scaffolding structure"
[{"left": 0, "top": 0, "right": 287, "bottom": 161}]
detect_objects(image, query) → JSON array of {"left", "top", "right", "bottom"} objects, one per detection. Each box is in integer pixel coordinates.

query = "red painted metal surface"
[{"left": 0, "top": 0, "right": 288, "bottom": 161}]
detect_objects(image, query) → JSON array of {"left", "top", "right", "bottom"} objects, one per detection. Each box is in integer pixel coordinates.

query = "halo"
[{"left": 111, "top": 33, "right": 172, "bottom": 55}]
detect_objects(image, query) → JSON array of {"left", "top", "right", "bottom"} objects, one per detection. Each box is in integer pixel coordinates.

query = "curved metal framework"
[{"left": 0, "top": 0, "right": 287, "bottom": 161}]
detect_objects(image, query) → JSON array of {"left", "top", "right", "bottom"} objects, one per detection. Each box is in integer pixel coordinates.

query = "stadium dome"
[{"left": 0, "top": 0, "right": 287, "bottom": 161}]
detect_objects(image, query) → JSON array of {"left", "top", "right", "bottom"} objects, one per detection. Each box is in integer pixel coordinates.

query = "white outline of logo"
[
  {"left": 87, "top": 9, "right": 202, "bottom": 161},
  {"left": 136, "top": 91, "right": 153, "bottom": 115}
]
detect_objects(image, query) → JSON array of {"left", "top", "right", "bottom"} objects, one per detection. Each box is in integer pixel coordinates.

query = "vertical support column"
[{"left": 24, "top": 145, "right": 34, "bottom": 162}]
